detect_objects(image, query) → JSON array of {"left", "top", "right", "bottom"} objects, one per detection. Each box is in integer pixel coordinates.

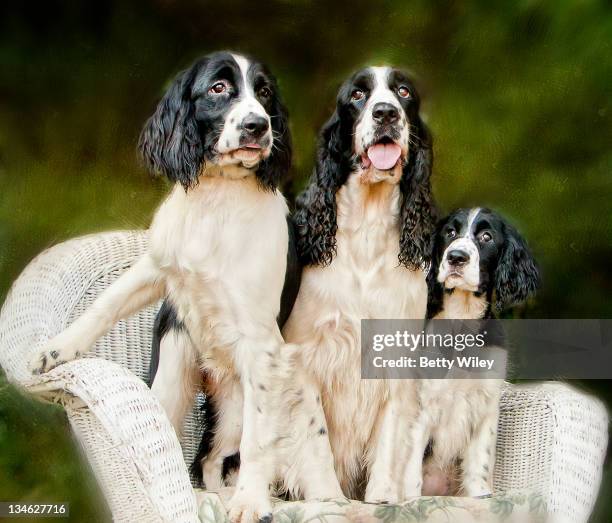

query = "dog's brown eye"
[
  {"left": 446, "top": 229, "right": 457, "bottom": 239},
  {"left": 398, "top": 86, "right": 411, "bottom": 98},
  {"left": 351, "top": 89, "right": 364, "bottom": 101},
  {"left": 480, "top": 232, "right": 492, "bottom": 242},
  {"left": 209, "top": 82, "right": 227, "bottom": 94},
  {"left": 258, "top": 86, "right": 272, "bottom": 98}
]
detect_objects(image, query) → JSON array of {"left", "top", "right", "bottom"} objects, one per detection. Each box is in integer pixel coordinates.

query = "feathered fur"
[
  {"left": 30, "top": 51, "right": 300, "bottom": 523},
  {"left": 285, "top": 66, "right": 436, "bottom": 501},
  {"left": 406, "top": 207, "right": 539, "bottom": 498}
]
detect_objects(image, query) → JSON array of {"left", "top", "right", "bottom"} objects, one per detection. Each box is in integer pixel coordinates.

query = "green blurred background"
[{"left": 0, "top": 0, "right": 610, "bottom": 521}]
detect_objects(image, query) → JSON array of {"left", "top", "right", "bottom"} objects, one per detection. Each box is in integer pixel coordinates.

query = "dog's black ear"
[
  {"left": 426, "top": 218, "right": 445, "bottom": 318},
  {"left": 256, "top": 90, "right": 292, "bottom": 191},
  {"left": 494, "top": 223, "right": 540, "bottom": 312},
  {"left": 398, "top": 119, "right": 437, "bottom": 270},
  {"left": 139, "top": 63, "right": 203, "bottom": 189},
  {"left": 294, "top": 111, "right": 344, "bottom": 266}
]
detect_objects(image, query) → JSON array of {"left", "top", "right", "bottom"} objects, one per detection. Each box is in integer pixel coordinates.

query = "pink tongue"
[{"left": 367, "top": 143, "right": 402, "bottom": 170}]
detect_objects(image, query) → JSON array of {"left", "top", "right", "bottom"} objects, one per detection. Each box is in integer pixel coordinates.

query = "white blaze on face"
[
  {"left": 354, "top": 66, "right": 409, "bottom": 169},
  {"left": 438, "top": 208, "right": 482, "bottom": 291},
  {"left": 216, "top": 54, "right": 272, "bottom": 165}
]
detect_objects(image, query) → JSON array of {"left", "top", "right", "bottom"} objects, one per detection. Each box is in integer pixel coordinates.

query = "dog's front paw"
[
  {"left": 28, "top": 338, "right": 83, "bottom": 375},
  {"left": 402, "top": 479, "right": 423, "bottom": 499},
  {"left": 227, "top": 488, "right": 273, "bottom": 523},
  {"left": 364, "top": 485, "right": 399, "bottom": 504},
  {"left": 464, "top": 484, "right": 493, "bottom": 498}
]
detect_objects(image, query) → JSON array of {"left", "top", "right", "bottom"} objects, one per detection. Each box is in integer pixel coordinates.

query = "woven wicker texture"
[
  {"left": 0, "top": 230, "right": 608, "bottom": 523},
  {"left": 0, "top": 232, "right": 199, "bottom": 522},
  {"left": 26, "top": 359, "right": 199, "bottom": 522}
]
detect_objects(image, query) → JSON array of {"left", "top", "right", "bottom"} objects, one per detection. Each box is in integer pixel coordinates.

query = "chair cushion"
[{"left": 195, "top": 488, "right": 546, "bottom": 522}]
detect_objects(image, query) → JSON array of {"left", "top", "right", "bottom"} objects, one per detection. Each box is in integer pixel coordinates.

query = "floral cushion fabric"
[{"left": 195, "top": 488, "right": 546, "bottom": 523}]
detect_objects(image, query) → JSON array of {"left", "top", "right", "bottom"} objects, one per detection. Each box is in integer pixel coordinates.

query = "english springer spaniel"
[
  {"left": 282, "top": 66, "right": 437, "bottom": 502},
  {"left": 29, "top": 50, "right": 302, "bottom": 522},
  {"left": 404, "top": 207, "right": 540, "bottom": 498}
]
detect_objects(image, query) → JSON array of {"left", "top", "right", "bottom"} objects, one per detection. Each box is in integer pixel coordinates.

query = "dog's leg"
[
  {"left": 365, "top": 399, "right": 402, "bottom": 503},
  {"left": 30, "top": 254, "right": 165, "bottom": 374},
  {"left": 201, "top": 378, "right": 243, "bottom": 490},
  {"left": 151, "top": 326, "right": 199, "bottom": 434},
  {"left": 461, "top": 392, "right": 500, "bottom": 497},
  {"left": 227, "top": 335, "right": 285, "bottom": 523},
  {"left": 402, "top": 415, "right": 430, "bottom": 499},
  {"left": 365, "top": 382, "right": 418, "bottom": 503},
  {"left": 282, "top": 371, "right": 344, "bottom": 501}
]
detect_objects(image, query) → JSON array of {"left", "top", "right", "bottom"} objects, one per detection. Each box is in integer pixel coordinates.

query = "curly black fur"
[
  {"left": 293, "top": 111, "right": 351, "bottom": 265},
  {"left": 493, "top": 221, "right": 540, "bottom": 313},
  {"left": 426, "top": 218, "right": 446, "bottom": 318},
  {"left": 139, "top": 61, "right": 205, "bottom": 189},
  {"left": 398, "top": 121, "right": 437, "bottom": 270}
]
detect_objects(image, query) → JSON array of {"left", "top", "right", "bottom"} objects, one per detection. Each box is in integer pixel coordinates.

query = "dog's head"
[
  {"left": 295, "top": 66, "right": 435, "bottom": 268},
  {"left": 428, "top": 208, "right": 540, "bottom": 315},
  {"left": 139, "top": 51, "right": 291, "bottom": 190},
  {"left": 350, "top": 67, "right": 420, "bottom": 183}
]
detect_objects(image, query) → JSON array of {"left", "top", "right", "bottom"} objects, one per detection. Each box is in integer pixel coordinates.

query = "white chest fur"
[
  {"left": 414, "top": 289, "right": 501, "bottom": 497},
  {"left": 436, "top": 290, "right": 489, "bottom": 320},
  {"left": 150, "top": 174, "right": 289, "bottom": 352},
  {"left": 296, "top": 174, "right": 427, "bottom": 324}
]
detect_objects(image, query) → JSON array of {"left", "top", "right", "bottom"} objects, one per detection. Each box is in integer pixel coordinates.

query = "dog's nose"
[
  {"left": 447, "top": 249, "right": 469, "bottom": 266},
  {"left": 242, "top": 113, "right": 269, "bottom": 138},
  {"left": 372, "top": 103, "right": 399, "bottom": 125}
]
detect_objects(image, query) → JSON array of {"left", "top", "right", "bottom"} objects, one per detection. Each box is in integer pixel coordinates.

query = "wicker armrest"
[
  {"left": 25, "top": 358, "right": 199, "bottom": 523},
  {"left": 498, "top": 382, "right": 609, "bottom": 523},
  {"left": 0, "top": 231, "right": 161, "bottom": 387}
]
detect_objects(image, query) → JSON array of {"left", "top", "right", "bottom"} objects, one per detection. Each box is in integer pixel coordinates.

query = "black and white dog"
[
  {"left": 29, "top": 51, "right": 301, "bottom": 522},
  {"left": 403, "top": 207, "right": 540, "bottom": 498},
  {"left": 281, "top": 66, "right": 437, "bottom": 502}
]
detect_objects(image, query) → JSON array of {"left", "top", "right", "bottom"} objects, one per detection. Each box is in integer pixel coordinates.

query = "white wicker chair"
[{"left": 0, "top": 231, "right": 608, "bottom": 523}]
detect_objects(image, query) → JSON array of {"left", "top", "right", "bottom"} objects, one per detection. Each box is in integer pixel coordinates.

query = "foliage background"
[{"left": 0, "top": 1, "right": 610, "bottom": 521}]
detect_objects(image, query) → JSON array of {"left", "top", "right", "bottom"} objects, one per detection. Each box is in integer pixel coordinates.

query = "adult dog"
[
  {"left": 408, "top": 207, "right": 540, "bottom": 498},
  {"left": 282, "top": 66, "right": 437, "bottom": 502},
  {"left": 29, "top": 50, "right": 299, "bottom": 522}
]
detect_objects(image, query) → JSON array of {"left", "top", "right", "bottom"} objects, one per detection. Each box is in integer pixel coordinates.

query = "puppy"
[
  {"left": 283, "top": 66, "right": 437, "bottom": 502},
  {"left": 404, "top": 207, "right": 540, "bottom": 498},
  {"left": 29, "top": 51, "right": 298, "bottom": 522}
]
